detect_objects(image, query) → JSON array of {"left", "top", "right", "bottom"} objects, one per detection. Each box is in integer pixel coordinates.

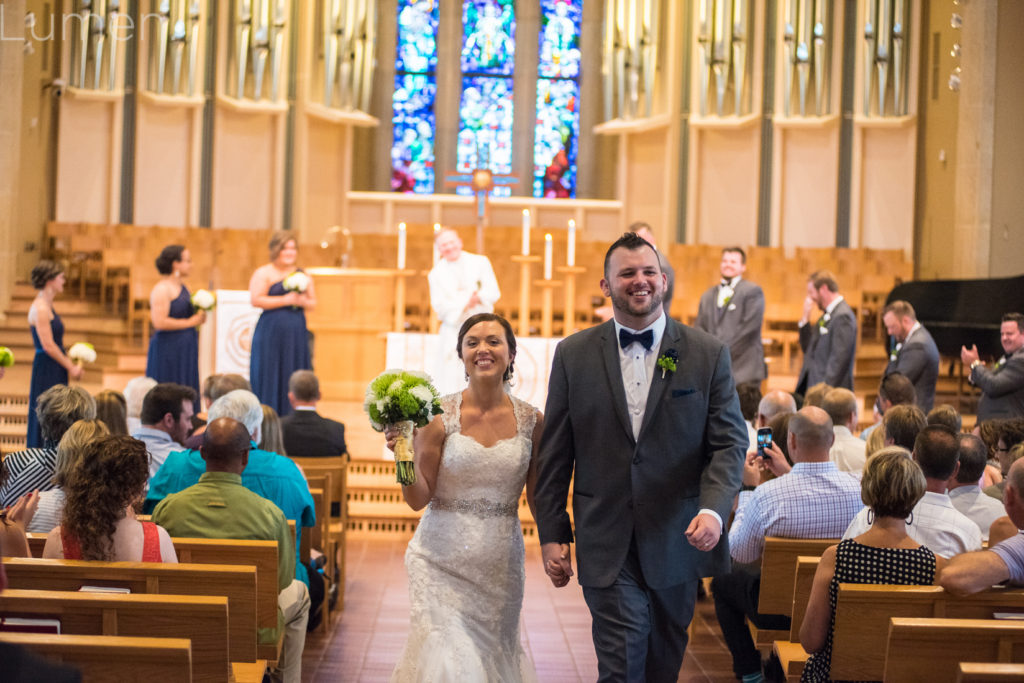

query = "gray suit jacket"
[
  {"left": 973, "top": 348, "right": 1024, "bottom": 421},
  {"left": 885, "top": 325, "right": 940, "bottom": 411},
  {"left": 534, "top": 318, "right": 747, "bottom": 589},
  {"left": 694, "top": 279, "right": 767, "bottom": 384},
  {"left": 797, "top": 299, "right": 857, "bottom": 393}
]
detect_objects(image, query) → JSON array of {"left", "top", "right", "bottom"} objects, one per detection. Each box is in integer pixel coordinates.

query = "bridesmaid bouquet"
[
  {"left": 191, "top": 289, "right": 216, "bottom": 312},
  {"left": 364, "top": 370, "right": 443, "bottom": 486},
  {"left": 282, "top": 271, "right": 310, "bottom": 293},
  {"left": 0, "top": 346, "right": 14, "bottom": 367},
  {"left": 68, "top": 342, "right": 97, "bottom": 367}
]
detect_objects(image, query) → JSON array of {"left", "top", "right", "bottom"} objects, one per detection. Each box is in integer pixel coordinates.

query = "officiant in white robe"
[{"left": 428, "top": 229, "right": 501, "bottom": 393}]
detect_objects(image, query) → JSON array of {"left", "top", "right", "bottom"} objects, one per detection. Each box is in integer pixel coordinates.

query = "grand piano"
[{"left": 887, "top": 274, "right": 1024, "bottom": 360}]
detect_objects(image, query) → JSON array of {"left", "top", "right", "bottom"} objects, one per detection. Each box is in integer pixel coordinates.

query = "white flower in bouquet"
[
  {"left": 191, "top": 289, "right": 216, "bottom": 312},
  {"left": 282, "top": 271, "right": 310, "bottom": 293},
  {"left": 68, "top": 342, "right": 97, "bottom": 365},
  {"left": 364, "top": 369, "right": 443, "bottom": 485}
]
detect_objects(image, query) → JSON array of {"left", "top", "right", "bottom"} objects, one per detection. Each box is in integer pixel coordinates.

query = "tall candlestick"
[
  {"left": 432, "top": 223, "right": 441, "bottom": 265},
  {"left": 567, "top": 219, "right": 576, "bottom": 266},
  {"left": 521, "top": 209, "right": 531, "bottom": 255},
  {"left": 397, "top": 222, "right": 407, "bottom": 270},
  {"left": 544, "top": 233, "right": 553, "bottom": 280}
]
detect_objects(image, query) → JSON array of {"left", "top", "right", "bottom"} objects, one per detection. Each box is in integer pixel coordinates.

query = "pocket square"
[
  {"left": 671, "top": 388, "right": 697, "bottom": 398},
  {"left": 728, "top": 303, "right": 737, "bottom": 311}
]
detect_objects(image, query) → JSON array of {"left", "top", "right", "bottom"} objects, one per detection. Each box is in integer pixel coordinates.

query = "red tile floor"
[{"left": 301, "top": 538, "right": 738, "bottom": 682}]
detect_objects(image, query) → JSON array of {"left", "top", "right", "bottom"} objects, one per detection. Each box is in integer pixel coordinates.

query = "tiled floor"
[{"left": 302, "top": 538, "right": 738, "bottom": 682}]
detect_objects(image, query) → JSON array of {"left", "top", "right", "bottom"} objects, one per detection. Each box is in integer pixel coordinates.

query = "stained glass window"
[
  {"left": 458, "top": 0, "right": 516, "bottom": 197},
  {"left": 392, "top": 0, "right": 440, "bottom": 194},
  {"left": 535, "top": 0, "right": 582, "bottom": 198}
]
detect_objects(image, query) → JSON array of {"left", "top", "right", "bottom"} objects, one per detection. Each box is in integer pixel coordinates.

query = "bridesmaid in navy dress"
[
  {"left": 27, "top": 260, "right": 83, "bottom": 447},
  {"left": 249, "top": 231, "right": 316, "bottom": 416},
  {"left": 146, "top": 246, "right": 206, "bottom": 408}
]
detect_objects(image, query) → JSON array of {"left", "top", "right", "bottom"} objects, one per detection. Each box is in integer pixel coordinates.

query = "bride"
[{"left": 385, "top": 313, "right": 543, "bottom": 682}]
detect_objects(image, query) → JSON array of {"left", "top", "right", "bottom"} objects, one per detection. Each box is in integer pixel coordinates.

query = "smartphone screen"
[{"left": 757, "top": 427, "right": 773, "bottom": 457}]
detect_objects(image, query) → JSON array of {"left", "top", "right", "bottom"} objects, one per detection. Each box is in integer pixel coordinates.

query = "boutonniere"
[
  {"left": 995, "top": 355, "right": 1007, "bottom": 370},
  {"left": 818, "top": 313, "right": 831, "bottom": 334},
  {"left": 889, "top": 342, "right": 903, "bottom": 362},
  {"left": 657, "top": 349, "right": 679, "bottom": 379}
]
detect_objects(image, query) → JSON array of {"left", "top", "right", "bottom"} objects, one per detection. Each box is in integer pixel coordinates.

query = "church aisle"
[{"left": 301, "top": 538, "right": 738, "bottom": 682}]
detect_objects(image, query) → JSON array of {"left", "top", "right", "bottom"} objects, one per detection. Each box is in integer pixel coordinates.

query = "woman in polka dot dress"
[{"left": 799, "top": 448, "right": 948, "bottom": 682}]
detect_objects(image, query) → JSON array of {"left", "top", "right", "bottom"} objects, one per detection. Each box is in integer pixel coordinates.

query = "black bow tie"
[
  {"left": 721, "top": 279, "right": 733, "bottom": 287},
  {"left": 619, "top": 328, "right": 654, "bottom": 350}
]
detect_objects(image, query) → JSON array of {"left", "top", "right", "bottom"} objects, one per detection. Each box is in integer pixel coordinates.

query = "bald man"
[{"left": 153, "top": 418, "right": 310, "bottom": 683}]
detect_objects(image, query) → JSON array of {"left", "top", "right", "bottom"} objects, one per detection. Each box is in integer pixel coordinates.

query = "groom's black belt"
[{"left": 429, "top": 497, "right": 518, "bottom": 518}]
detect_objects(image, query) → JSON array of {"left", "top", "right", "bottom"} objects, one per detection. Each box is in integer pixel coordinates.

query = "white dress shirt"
[
  {"left": 948, "top": 485, "right": 1008, "bottom": 541},
  {"left": 843, "top": 491, "right": 983, "bottom": 558},
  {"left": 830, "top": 425, "right": 867, "bottom": 474}
]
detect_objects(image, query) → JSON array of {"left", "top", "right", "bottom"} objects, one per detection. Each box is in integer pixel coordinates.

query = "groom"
[{"left": 535, "top": 232, "right": 747, "bottom": 681}]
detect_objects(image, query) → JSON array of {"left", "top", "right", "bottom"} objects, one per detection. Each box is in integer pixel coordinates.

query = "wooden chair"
[
  {"left": 957, "top": 662, "right": 1024, "bottom": 682},
  {"left": 885, "top": 617, "right": 1024, "bottom": 682},
  {"left": 0, "top": 588, "right": 229, "bottom": 682},
  {"left": 0, "top": 632, "right": 192, "bottom": 680},
  {"left": 830, "top": 584, "right": 1024, "bottom": 681},
  {"left": 2, "top": 557, "right": 259, "bottom": 663}
]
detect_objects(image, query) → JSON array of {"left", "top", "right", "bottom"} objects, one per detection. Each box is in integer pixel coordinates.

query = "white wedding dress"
[{"left": 392, "top": 392, "right": 538, "bottom": 683}]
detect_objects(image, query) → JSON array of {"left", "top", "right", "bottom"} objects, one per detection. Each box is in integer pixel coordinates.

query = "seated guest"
[
  {"left": 260, "top": 404, "right": 287, "bottom": 456},
  {"left": 737, "top": 381, "right": 762, "bottom": 451},
  {"left": 982, "top": 418, "right": 1024, "bottom": 500},
  {"left": 927, "top": 404, "right": 962, "bottom": 433},
  {"left": 145, "top": 389, "right": 315, "bottom": 586},
  {"left": 865, "top": 423, "right": 887, "bottom": 460},
  {"left": 0, "top": 385, "right": 95, "bottom": 507},
  {"left": 823, "top": 388, "right": 866, "bottom": 474},
  {"left": 843, "top": 426, "right": 982, "bottom": 558},
  {"left": 882, "top": 403, "right": 927, "bottom": 451},
  {"left": 94, "top": 389, "right": 128, "bottom": 435},
  {"left": 941, "top": 457, "right": 1024, "bottom": 594},
  {"left": 280, "top": 370, "right": 347, "bottom": 458},
  {"left": 947, "top": 434, "right": 1008, "bottom": 542},
  {"left": 131, "top": 382, "right": 197, "bottom": 481},
  {"left": 42, "top": 435, "right": 177, "bottom": 562},
  {"left": 712, "top": 407, "right": 862, "bottom": 683},
  {"left": 861, "top": 372, "right": 917, "bottom": 442},
  {"left": 801, "top": 450, "right": 945, "bottom": 681},
  {"left": 756, "top": 390, "right": 797, "bottom": 429},
  {"left": 153, "top": 418, "right": 310, "bottom": 683},
  {"left": 122, "top": 376, "right": 157, "bottom": 435},
  {"left": 184, "top": 373, "right": 252, "bottom": 449},
  {"left": 0, "top": 457, "right": 37, "bottom": 558},
  {"left": 802, "top": 382, "right": 831, "bottom": 409},
  {"left": 28, "top": 419, "right": 110, "bottom": 533}
]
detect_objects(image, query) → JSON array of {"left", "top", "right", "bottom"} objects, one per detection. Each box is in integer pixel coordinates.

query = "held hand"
[
  {"left": 284, "top": 291, "right": 301, "bottom": 307},
  {"left": 760, "top": 442, "right": 792, "bottom": 477},
  {"left": 685, "top": 513, "right": 722, "bottom": 552},
  {"left": 68, "top": 364, "right": 84, "bottom": 381},
  {"left": 801, "top": 296, "right": 814, "bottom": 323},
  {"left": 383, "top": 425, "right": 404, "bottom": 452},
  {"left": 961, "top": 344, "right": 980, "bottom": 366},
  {"left": 192, "top": 310, "right": 207, "bottom": 326},
  {"left": 465, "top": 291, "right": 482, "bottom": 311},
  {"left": 742, "top": 451, "right": 762, "bottom": 487},
  {"left": 7, "top": 489, "right": 40, "bottom": 528},
  {"left": 541, "top": 542, "right": 573, "bottom": 587}
]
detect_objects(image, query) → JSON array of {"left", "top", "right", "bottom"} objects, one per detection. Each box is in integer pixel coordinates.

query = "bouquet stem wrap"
[{"left": 390, "top": 420, "right": 416, "bottom": 485}]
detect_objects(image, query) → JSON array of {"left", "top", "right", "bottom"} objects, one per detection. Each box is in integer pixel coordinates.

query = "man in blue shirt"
[{"left": 145, "top": 389, "right": 315, "bottom": 586}]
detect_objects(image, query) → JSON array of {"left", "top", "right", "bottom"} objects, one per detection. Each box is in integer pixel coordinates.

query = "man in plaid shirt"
[{"left": 711, "top": 406, "right": 862, "bottom": 683}]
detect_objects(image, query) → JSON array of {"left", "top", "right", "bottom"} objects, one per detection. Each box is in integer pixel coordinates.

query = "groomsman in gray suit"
[
  {"left": 796, "top": 270, "right": 857, "bottom": 396},
  {"left": 883, "top": 300, "right": 940, "bottom": 411},
  {"left": 695, "top": 247, "right": 767, "bottom": 386},
  {"left": 961, "top": 312, "right": 1024, "bottom": 421},
  {"left": 535, "top": 232, "right": 747, "bottom": 682}
]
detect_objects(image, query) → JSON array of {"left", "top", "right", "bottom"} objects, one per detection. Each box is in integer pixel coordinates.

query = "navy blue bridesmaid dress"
[
  {"left": 27, "top": 310, "right": 68, "bottom": 448},
  {"left": 249, "top": 280, "right": 311, "bottom": 417},
  {"left": 145, "top": 286, "right": 200, "bottom": 407}
]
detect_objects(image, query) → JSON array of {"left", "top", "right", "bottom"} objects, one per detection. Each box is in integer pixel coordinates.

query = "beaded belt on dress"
[{"left": 429, "top": 497, "right": 518, "bottom": 518}]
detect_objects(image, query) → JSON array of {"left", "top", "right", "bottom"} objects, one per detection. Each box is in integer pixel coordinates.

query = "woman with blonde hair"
[
  {"left": 800, "top": 448, "right": 945, "bottom": 681},
  {"left": 43, "top": 435, "right": 177, "bottom": 562},
  {"left": 259, "top": 403, "right": 287, "bottom": 456},
  {"left": 28, "top": 419, "right": 110, "bottom": 533},
  {"left": 248, "top": 231, "right": 316, "bottom": 417}
]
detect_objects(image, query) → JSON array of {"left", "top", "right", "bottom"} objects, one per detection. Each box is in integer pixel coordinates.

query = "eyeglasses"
[{"left": 994, "top": 446, "right": 1010, "bottom": 453}]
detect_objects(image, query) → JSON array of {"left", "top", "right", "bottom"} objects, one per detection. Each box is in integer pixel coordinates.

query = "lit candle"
[
  {"left": 397, "top": 222, "right": 407, "bottom": 270},
  {"left": 521, "top": 209, "right": 531, "bottom": 255},
  {"left": 567, "top": 219, "right": 576, "bottom": 266},
  {"left": 432, "top": 223, "right": 441, "bottom": 265},
  {"left": 544, "top": 233, "right": 553, "bottom": 280}
]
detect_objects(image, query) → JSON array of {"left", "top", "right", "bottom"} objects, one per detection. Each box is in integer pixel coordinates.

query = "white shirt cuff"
[{"left": 698, "top": 508, "right": 723, "bottom": 531}]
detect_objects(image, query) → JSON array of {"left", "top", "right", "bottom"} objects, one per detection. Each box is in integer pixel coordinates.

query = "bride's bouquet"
[
  {"left": 364, "top": 370, "right": 443, "bottom": 486},
  {"left": 68, "top": 342, "right": 96, "bottom": 367},
  {"left": 0, "top": 346, "right": 14, "bottom": 368},
  {"left": 191, "top": 289, "right": 216, "bottom": 312}
]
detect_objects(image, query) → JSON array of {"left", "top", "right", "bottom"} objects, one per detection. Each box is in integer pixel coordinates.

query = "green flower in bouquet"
[
  {"left": 364, "top": 370, "right": 443, "bottom": 485},
  {"left": 0, "top": 346, "right": 14, "bottom": 368}
]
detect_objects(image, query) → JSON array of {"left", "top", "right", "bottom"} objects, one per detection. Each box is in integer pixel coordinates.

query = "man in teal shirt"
[
  {"left": 153, "top": 417, "right": 310, "bottom": 683},
  {"left": 145, "top": 389, "right": 315, "bottom": 587}
]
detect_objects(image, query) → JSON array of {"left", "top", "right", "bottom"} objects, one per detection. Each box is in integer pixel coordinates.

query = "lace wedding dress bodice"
[{"left": 392, "top": 392, "right": 538, "bottom": 683}]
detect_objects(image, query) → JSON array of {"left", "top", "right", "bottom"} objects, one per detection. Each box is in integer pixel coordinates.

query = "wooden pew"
[
  {"left": 830, "top": 585, "right": 1024, "bottom": 681},
  {"left": 0, "top": 588, "right": 229, "bottom": 682},
  {"left": 958, "top": 662, "right": 1024, "bottom": 682},
  {"left": 772, "top": 556, "right": 820, "bottom": 681},
  {"left": 2, "top": 558, "right": 258, "bottom": 663},
  {"left": 885, "top": 618, "right": 1024, "bottom": 682},
  {"left": 291, "top": 455, "right": 347, "bottom": 517},
  {"left": 0, "top": 632, "right": 192, "bottom": 681},
  {"left": 751, "top": 537, "right": 837, "bottom": 648}
]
